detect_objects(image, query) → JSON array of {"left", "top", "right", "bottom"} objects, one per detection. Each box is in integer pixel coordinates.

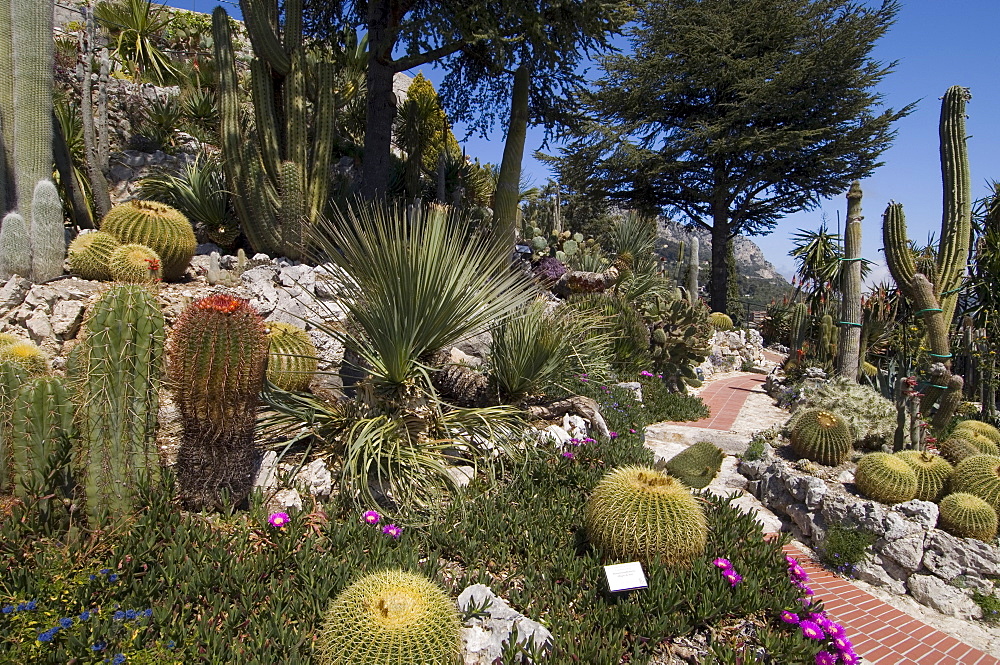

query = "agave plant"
[
  {"left": 138, "top": 155, "right": 238, "bottom": 247},
  {"left": 95, "top": 0, "right": 179, "bottom": 84},
  {"left": 263, "top": 201, "right": 540, "bottom": 514}
]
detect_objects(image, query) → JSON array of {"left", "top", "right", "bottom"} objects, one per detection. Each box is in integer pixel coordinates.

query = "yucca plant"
[
  {"left": 139, "top": 155, "right": 238, "bottom": 247},
  {"left": 94, "top": 0, "right": 179, "bottom": 84},
  {"left": 264, "top": 201, "right": 540, "bottom": 514}
]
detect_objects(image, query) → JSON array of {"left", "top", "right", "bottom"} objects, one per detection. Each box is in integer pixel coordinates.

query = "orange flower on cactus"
[{"left": 195, "top": 294, "right": 246, "bottom": 314}]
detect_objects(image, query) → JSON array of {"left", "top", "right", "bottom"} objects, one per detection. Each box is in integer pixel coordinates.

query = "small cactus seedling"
[
  {"left": 585, "top": 465, "right": 707, "bottom": 568},
  {"left": 316, "top": 570, "right": 462, "bottom": 665},
  {"left": 937, "top": 492, "right": 998, "bottom": 542},
  {"left": 854, "top": 452, "right": 917, "bottom": 504}
]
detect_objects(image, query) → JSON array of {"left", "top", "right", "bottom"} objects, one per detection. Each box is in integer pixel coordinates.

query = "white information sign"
[{"left": 603, "top": 561, "right": 648, "bottom": 592}]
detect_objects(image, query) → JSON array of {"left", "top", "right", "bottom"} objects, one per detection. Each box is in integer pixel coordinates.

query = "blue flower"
[
  {"left": 26, "top": 600, "right": 36, "bottom": 610},
  {"left": 79, "top": 611, "right": 91, "bottom": 620},
  {"left": 59, "top": 617, "right": 73, "bottom": 628},
  {"left": 89, "top": 574, "right": 97, "bottom": 581},
  {"left": 37, "top": 629, "right": 57, "bottom": 643},
  {"left": 143, "top": 608, "right": 153, "bottom": 617},
  {"left": 113, "top": 610, "right": 125, "bottom": 621},
  {"left": 108, "top": 574, "right": 119, "bottom": 582},
  {"left": 99, "top": 569, "right": 110, "bottom": 575},
  {"left": 1, "top": 605, "right": 12, "bottom": 614},
  {"left": 112, "top": 654, "right": 126, "bottom": 664},
  {"left": 125, "top": 609, "right": 137, "bottom": 620},
  {"left": 166, "top": 641, "right": 176, "bottom": 649},
  {"left": 91, "top": 641, "right": 107, "bottom": 651},
  {"left": 16, "top": 603, "right": 25, "bottom": 611}
]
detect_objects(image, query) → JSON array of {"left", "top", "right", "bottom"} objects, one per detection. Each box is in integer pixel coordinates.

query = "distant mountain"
[{"left": 654, "top": 220, "right": 791, "bottom": 311}]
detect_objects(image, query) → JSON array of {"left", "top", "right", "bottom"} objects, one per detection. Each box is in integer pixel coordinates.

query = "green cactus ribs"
[
  {"left": 585, "top": 465, "right": 708, "bottom": 568},
  {"left": 895, "top": 450, "right": 953, "bottom": 502},
  {"left": 108, "top": 244, "right": 162, "bottom": 284},
  {"left": 937, "top": 492, "right": 998, "bottom": 542},
  {"left": 316, "top": 569, "right": 463, "bottom": 665},
  {"left": 100, "top": 200, "right": 195, "bottom": 281},
  {"left": 950, "top": 454, "right": 1000, "bottom": 513},
  {"left": 788, "top": 408, "right": 853, "bottom": 467},
  {"left": 265, "top": 322, "right": 318, "bottom": 392},
  {"left": 854, "top": 452, "right": 917, "bottom": 504},
  {"left": 67, "top": 231, "right": 121, "bottom": 280},
  {"left": 11, "top": 376, "right": 74, "bottom": 503}
]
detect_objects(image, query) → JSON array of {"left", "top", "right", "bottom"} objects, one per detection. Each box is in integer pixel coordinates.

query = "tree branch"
[{"left": 391, "top": 40, "right": 469, "bottom": 72}]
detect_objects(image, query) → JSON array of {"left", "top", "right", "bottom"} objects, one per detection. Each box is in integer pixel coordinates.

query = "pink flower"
[
  {"left": 833, "top": 635, "right": 852, "bottom": 651},
  {"left": 562, "top": 452, "right": 575, "bottom": 459},
  {"left": 362, "top": 510, "right": 380, "bottom": 526},
  {"left": 713, "top": 558, "right": 732, "bottom": 569},
  {"left": 268, "top": 512, "right": 290, "bottom": 528},
  {"left": 628, "top": 428, "right": 636, "bottom": 434},
  {"left": 382, "top": 524, "right": 402, "bottom": 539},
  {"left": 840, "top": 650, "right": 860, "bottom": 665},
  {"left": 799, "top": 620, "right": 825, "bottom": 640},
  {"left": 639, "top": 370, "right": 654, "bottom": 377},
  {"left": 608, "top": 431, "right": 619, "bottom": 439},
  {"left": 815, "top": 651, "right": 837, "bottom": 665},
  {"left": 780, "top": 611, "right": 799, "bottom": 624},
  {"left": 723, "top": 571, "right": 742, "bottom": 587}
]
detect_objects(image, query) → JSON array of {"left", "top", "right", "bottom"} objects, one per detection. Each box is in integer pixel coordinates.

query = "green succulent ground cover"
[{"left": 1, "top": 380, "right": 821, "bottom": 664}]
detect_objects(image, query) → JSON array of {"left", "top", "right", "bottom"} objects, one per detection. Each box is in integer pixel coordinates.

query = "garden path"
[{"left": 644, "top": 370, "right": 1000, "bottom": 665}]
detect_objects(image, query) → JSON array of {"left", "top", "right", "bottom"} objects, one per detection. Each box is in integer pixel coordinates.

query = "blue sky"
[{"left": 169, "top": 1, "right": 998, "bottom": 282}]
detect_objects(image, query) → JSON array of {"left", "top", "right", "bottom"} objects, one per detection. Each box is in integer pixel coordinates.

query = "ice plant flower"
[
  {"left": 799, "top": 620, "right": 825, "bottom": 640},
  {"left": 815, "top": 651, "right": 837, "bottom": 665},
  {"left": 780, "top": 611, "right": 799, "bottom": 624},
  {"left": 382, "top": 524, "right": 402, "bottom": 539},
  {"left": 723, "top": 571, "right": 742, "bottom": 587},
  {"left": 268, "top": 512, "right": 290, "bottom": 528},
  {"left": 608, "top": 431, "right": 619, "bottom": 439},
  {"left": 362, "top": 510, "right": 381, "bottom": 526},
  {"left": 712, "top": 558, "right": 732, "bottom": 569},
  {"left": 561, "top": 452, "right": 575, "bottom": 459},
  {"left": 639, "top": 370, "right": 654, "bottom": 377}
]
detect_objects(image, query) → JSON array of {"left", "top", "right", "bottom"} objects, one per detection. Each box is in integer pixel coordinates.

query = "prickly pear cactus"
[
  {"left": 937, "top": 492, "right": 998, "bottom": 542},
  {"left": 894, "top": 450, "right": 953, "bottom": 502},
  {"left": 100, "top": 200, "right": 195, "bottom": 281},
  {"left": 316, "top": 570, "right": 463, "bottom": 665},
  {"left": 664, "top": 441, "right": 724, "bottom": 489},
  {"left": 265, "top": 322, "right": 318, "bottom": 392},
  {"left": 788, "top": 408, "right": 853, "bottom": 467},
  {"left": 585, "top": 465, "right": 708, "bottom": 568},
  {"left": 950, "top": 454, "right": 1000, "bottom": 513},
  {"left": 67, "top": 230, "right": 121, "bottom": 280},
  {"left": 854, "top": 452, "right": 917, "bottom": 504},
  {"left": 645, "top": 297, "right": 711, "bottom": 392}
]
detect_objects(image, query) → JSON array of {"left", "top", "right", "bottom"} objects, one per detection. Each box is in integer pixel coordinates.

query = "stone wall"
[{"left": 740, "top": 453, "right": 999, "bottom": 620}]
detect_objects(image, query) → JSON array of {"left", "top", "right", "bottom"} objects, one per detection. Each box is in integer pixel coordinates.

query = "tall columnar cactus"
[
  {"left": 895, "top": 450, "right": 953, "bottom": 502},
  {"left": 316, "top": 570, "right": 463, "bottom": 665},
  {"left": 836, "top": 181, "right": 864, "bottom": 381},
  {"left": 788, "top": 408, "right": 853, "bottom": 466},
  {"left": 265, "top": 321, "right": 318, "bottom": 392},
  {"left": 937, "top": 492, "right": 998, "bottom": 542},
  {"left": 11, "top": 376, "right": 74, "bottom": 503},
  {"left": 664, "top": 441, "right": 724, "bottom": 489},
  {"left": 0, "top": 0, "right": 12, "bottom": 211},
  {"left": 100, "top": 201, "right": 195, "bottom": 281},
  {"left": 0, "top": 211, "right": 29, "bottom": 279},
  {"left": 950, "top": 454, "right": 1000, "bottom": 512},
  {"left": 213, "top": 3, "right": 337, "bottom": 260},
  {"left": 0, "top": 360, "right": 27, "bottom": 491},
  {"left": 169, "top": 294, "right": 268, "bottom": 510},
  {"left": 686, "top": 235, "right": 699, "bottom": 299},
  {"left": 29, "top": 180, "right": 64, "bottom": 282},
  {"left": 854, "top": 452, "right": 918, "bottom": 504},
  {"left": 76, "top": 285, "right": 164, "bottom": 525},
  {"left": 882, "top": 87, "right": 973, "bottom": 434},
  {"left": 67, "top": 230, "right": 121, "bottom": 280},
  {"left": 817, "top": 314, "right": 838, "bottom": 366},
  {"left": 789, "top": 302, "right": 808, "bottom": 356},
  {"left": 585, "top": 465, "right": 708, "bottom": 568}
]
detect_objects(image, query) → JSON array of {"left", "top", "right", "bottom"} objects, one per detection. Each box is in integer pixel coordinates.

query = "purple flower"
[
  {"left": 723, "top": 571, "right": 742, "bottom": 587},
  {"left": 639, "top": 370, "right": 654, "bottom": 377},
  {"left": 840, "top": 650, "right": 860, "bottom": 665},
  {"left": 362, "top": 510, "right": 381, "bottom": 525},
  {"left": 608, "top": 431, "right": 619, "bottom": 439},
  {"left": 799, "top": 620, "right": 825, "bottom": 640},
  {"left": 712, "top": 558, "right": 732, "bottom": 569},
  {"left": 780, "top": 611, "right": 799, "bottom": 624},
  {"left": 815, "top": 651, "right": 837, "bottom": 665},
  {"left": 382, "top": 524, "right": 402, "bottom": 539},
  {"left": 561, "top": 451, "right": 575, "bottom": 459},
  {"left": 628, "top": 428, "right": 636, "bottom": 434},
  {"left": 833, "top": 635, "right": 852, "bottom": 651},
  {"left": 268, "top": 512, "right": 290, "bottom": 528}
]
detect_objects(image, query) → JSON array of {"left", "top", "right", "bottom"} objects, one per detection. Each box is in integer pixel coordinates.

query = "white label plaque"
[{"left": 604, "top": 562, "right": 648, "bottom": 592}]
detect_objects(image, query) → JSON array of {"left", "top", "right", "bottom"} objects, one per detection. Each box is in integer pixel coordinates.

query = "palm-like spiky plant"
[
  {"left": 139, "top": 155, "right": 238, "bottom": 247},
  {"left": 94, "top": 0, "right": 178, "bottom": 84}
]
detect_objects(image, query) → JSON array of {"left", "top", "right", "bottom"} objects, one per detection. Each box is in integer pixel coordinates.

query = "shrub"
[{"left": 818, "top": 526, "right": 876, "bottom": 575}]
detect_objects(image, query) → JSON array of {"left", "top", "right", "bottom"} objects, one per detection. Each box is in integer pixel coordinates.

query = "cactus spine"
[
  {"left": 855, "top": 452, "right": 918, "bottom": 504},
  {"left": 686, "top": 235, "right": 699, "bottom": 299},
  {"left": 895, "top": 450, "right": 953, "bottom": 502},
  {"left": 0, "top": 211, "right": 29, "bottom": 279},
  {"left": 937, "top": 492, "right": 998, "bottom": 542},
  {"left": 169, "top": 294, "right": 268, "bottom": 510},
  {"left": 11, "top": 376, "right": 74, "bottom": 504},
  {"left": 213, "top": 3, "right": 336, "bottom": 260},
  {"left": 585, "top": 465, "right": 708, "bottom": 568},
  {"left": 76, "top": 285, "right": 164, "bottom": 525},
  {"left": 0, "top": 0, "right": 12, "bottom": 211},
  {"left": 950, "top": 454, "right": 1000, "bottom": 512},
  {"left": 108, "top": 243, "right": 162, "bottom": 283},
  {"left": 265, "top": 321, "right": 318, "bottom": 392},
  {"left": 29, "top": 180, "right": 64, "bottom": 282},
  {"left": 789, "top": 408, "right": 853, "bottom": 467},
  {"left": 316, "top": 570, "right": 463, "bottom": 665},
  {"left": 67, "top": 230, "right": 121, "bottom": 280},
  {"left": 836, "top": 181, "right": 863, "bottom": 380},
  {"left": 789, "top": 301, "right": 809, "bottom": 356}
]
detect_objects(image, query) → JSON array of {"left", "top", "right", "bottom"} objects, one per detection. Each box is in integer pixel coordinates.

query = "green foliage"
[
  {"left": 168, "top": 294, "right": 268, "bottom": 511},
  {"left": 895, "top": 450, "right": 953, "bottom": 502},
  {"left": 818, "top": 526, "right": 876, "bottom": 573},
  {"left": 566, "top": 292, "right": 650, "bottom": 378},
  {"left": 973, "top": 590, "right": 1000, "bottom": 623},
  {"left": 76, "top": 285, "right": 164, "bottom": 526},
  {"left": 854, "top": 452, "right": 917, "bottom": 504},
  {"left": 95, "top": 0, "right": 178, "bottom": 84},
  {"left": 107, "top": 243, "right": 161, "bottom": 283},
  {"left": 664, "top": 441, "right": 724, "bottom": 489},
  {"left": 937, "top": 492, "right": 998, "bottom": 542},
  {"left": 788, "top": 408, "right": 853, "bottom": 467},
  {"left": 585, "top": 465, "right": 708, "bottom": 568},
  {"left": 67, "top": 231, "right": 121, "bottom": 280},
  {"left": 100, "top": 200, "right": 196, "bottom": 281},
  {"left": 645, "top": 296, "right": 711, "bottom": 392},
  {"left": 316, "top": 569, "right": 462, "bottom": 665},
  {"left": 139, "top": 155, "right": 238, "bottom": 248},
  {"left": 265, "top": 322, "right": 318, "bottom": 393},
  {"left": 950, "top": 455, "right": 1000, "bottom": 513},
  {"left": 639, "top": 376, "right": 710, "bottom": 423},
  {"left": 0, "top": 339, "right": 49, "bottom": 376}
]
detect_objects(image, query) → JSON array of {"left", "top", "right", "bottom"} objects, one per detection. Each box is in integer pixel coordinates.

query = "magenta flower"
[
  {"left": 639, "top": 370, "right": 654, "bottom": 377},
  {"left": 815, "top": 651, "right": 837, "bottom": 665},
  {"left": 382, "top": 524, "right": 402, "bottom": 539},
  {"left": 828, "top": 623, "right": 847, "bottom": 640},
  {"left": 712, "top": 558, "right": 732, "bottom": 569},
  {"left": 628, "top": 428, "right": 636, "bottom": 434},
  {"left": 268, "top": 512, "right": 290, "bottom": 528},
  {"left": 780, "top": 611, "right": 799, "bottom": 624},
  {"left": 561, "top": 452, "right": 575, "bottom": 459},
  {"left": 608, "top": 431, "right": 619, "bottom": 439},
  {"left": 362, "top": 510, "right": 380, "bottom": 526},
  {"left": 723, "top": 571, "right": 742, "bottom": 587},
  {"left": 840, "top": 650, "right": 860, "bottom": 665},
  {"left": 799, "top": 620, "right": 825, "bottom": 640},
  {"left": 833, "top": 635, "right": 852, "bottom": 651}
]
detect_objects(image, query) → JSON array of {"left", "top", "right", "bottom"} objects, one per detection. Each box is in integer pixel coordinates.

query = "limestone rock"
[
  {"left": 24, "top": 309, "right": 53, "bottom": 343},
  {"left": 295, "top": 459, "right": 332, "bottom": 498},
  {"left": 253, "top": 451, "right": 279, "bottom": 491},
  {"left": 267, "top": 488, "right": 303, "bottom": 513},
  {"left": 894, "top": 500, "right": 939, "bottom": 530},
  {"left": 0, "top": 275, "right": 31, "bottom": 312},
  {"left": 878, "top": 534, "right": 925, "bottom": 572},
  {"left": 50, "top": 300, "right": 85, "bottom": 339},
  {"left": 854, "top": 553, "right": 908, "bottom": 595},
  {"left": 907, "top": 574, "right": 983, "bottom": 620},
  {"left": 459, "top": 584, "right": 552, "bottom": 664}
]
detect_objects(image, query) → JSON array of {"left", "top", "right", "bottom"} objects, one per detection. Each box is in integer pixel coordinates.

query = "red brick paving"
[{"left": 664, "top": 371, "right": 1000, "bottom": 665}]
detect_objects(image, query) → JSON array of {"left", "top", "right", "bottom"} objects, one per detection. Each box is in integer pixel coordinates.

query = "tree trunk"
[
  {"left": 835, "top": 182, "right": 863, "bottom": 381},
  {"left": 709, "top": 202, "right": 730, "bottom": 312},
  {"left": 492, "top": 63, "right": 529, "bottom": 241},
  {"left": 360, "top": 0, "right": 396, "bottom": 200}
]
